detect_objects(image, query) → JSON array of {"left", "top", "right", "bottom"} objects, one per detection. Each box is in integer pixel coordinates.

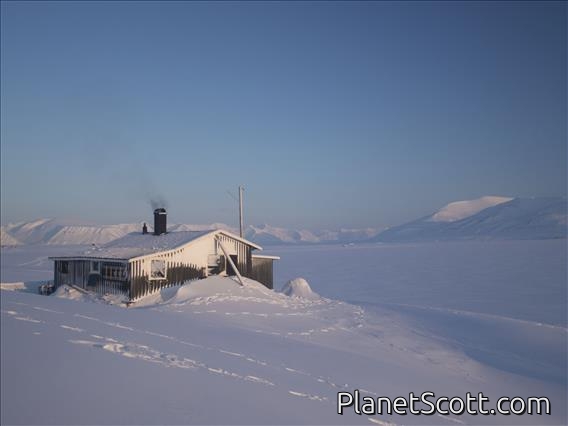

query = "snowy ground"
[
  {"left": 271, "top": 240, "right": 567, "bottom": 327},
  {"left": 1, "top": 241, "right": 566, "bottom": 425}
]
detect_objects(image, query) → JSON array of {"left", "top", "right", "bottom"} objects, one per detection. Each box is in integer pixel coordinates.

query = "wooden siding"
[
  {"left": 54, "top": 260, "right": 90, "bottom": 289},
  {"left": 248, "top": 257, "right": 274, "bottom": 289},
  {"left": 215, "top": 234, "right": 251, "bottom": 275},
  {"left": 129, "top": 258, "right": 204, "bottom": 300}
]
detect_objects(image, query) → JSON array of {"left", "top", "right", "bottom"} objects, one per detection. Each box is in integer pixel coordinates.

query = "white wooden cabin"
[{"left": 49, "top": 214, "right": 278, "bottom": 301}]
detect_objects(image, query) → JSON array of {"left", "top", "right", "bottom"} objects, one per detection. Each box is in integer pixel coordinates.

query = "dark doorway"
[
  {"left": 87, "top": 273, "right": 101, "bottom": 288},
  {"left": 226, "top": 255, "right": 239, "bottom": 276}
]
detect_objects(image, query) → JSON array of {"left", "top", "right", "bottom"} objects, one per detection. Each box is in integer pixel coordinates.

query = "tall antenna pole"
[{"left": 239, "top": 185, "right": 244, "bottom": 238}]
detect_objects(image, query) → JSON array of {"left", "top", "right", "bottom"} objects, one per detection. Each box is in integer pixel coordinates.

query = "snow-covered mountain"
[
  {"left": 0, "top": 228, "right": 21, "bottom": 246},
  {"left": 245, "top": 224, "right": 379, "bottom": 245},
  {"left": 1, "top": 219, "right": 142, "bottom": 246},
  {"left": 375, "top": 196, "right": 567, "bottom": 242},
  {"left": 2, "top": 218, "right": 62, "bottom": 245},
  {"left": 428, "top": 196, "right": 513, "bottom": 222},
  {"left": 0, "top": 219, "right": 229, "bottom": 246},
  {"left": 0, "top": 219, "right": 380, "bottom": 246}
]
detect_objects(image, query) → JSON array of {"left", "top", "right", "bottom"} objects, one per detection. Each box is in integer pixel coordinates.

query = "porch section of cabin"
[{"left": 53, "top": 258, "right": 129, "bottom": 296}]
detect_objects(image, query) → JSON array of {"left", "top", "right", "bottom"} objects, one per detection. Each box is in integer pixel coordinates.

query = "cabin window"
[
  {"left": 102, "top": 263, "right": 127, "bottom": 280},
  {"left": 150, "top": 259, "right": 166, "bottom": 280},
  {"left": 91, "top": 261, "right": 100, "bottom": 273},
  {"left": 207, "top": 255, "right": 225, "bottom": 275},
  {"left": 59, "top": 261, "right": 69, "bottom": 274}
]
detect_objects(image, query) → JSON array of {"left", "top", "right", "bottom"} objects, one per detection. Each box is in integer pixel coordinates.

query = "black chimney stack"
[{"left": 154, "top": 208, "right": 167, "bottom": 235}]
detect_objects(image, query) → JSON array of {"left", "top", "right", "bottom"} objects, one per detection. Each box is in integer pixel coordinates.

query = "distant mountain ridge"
[
  {"left": 2, "top": 196, "right": 566, "bottom": 246},
  {"left": 374, "top": 196, "right": 567, "bottom": 242},
  {"left": 244, "top": 224, "right": 380, "bottom": 245},
  {"left": 0, "top": 219, "right": 381, "bottom": 246},
  {"left": 0, "top": 220, "right": 235, "bottom": 247}
]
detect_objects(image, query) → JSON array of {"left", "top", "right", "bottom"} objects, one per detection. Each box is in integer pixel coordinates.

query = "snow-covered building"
[{"left": 49, "top": 209, "right": 279, "bottom": 301}]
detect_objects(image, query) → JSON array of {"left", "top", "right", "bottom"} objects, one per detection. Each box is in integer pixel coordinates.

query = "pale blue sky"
[{"left": 1, "top": 1, "right": 566, "bottom": 229}]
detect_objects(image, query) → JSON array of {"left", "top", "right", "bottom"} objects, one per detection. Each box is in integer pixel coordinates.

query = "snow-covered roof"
[
  {"left": 251, "top": 254, "right": 280, "bottom": 260},
  {"left": 49, "top": 230, "right": 261, "bottom": 261},
  {"left": 88, "top": 230, "right": 213, "bottom": 260}
]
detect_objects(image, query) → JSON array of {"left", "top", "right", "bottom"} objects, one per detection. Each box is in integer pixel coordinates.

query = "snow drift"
[{"left": 281, "top": 278, "right": 320, "bottom": 300}]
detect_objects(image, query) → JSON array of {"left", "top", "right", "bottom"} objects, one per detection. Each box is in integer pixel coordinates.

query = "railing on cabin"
[{"left": 92, "top": 279, "right": 129, "bottom": 296}]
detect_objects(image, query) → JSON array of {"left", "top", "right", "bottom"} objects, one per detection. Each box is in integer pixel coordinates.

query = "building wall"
[
  {"left": 129, "top": 233, "right": 253, "bottom": 300},
  {"left": 54, "top": 260, "right": 90, "bottom": 288},
  {"left": 215, "top": 234, "right": 252, "bottom": 276},
  {"left": 129, "top": 256, "right": 203, "bottom": 300},
  {"left": 248, "top": 257, "right": 275, "bottom": 289}
]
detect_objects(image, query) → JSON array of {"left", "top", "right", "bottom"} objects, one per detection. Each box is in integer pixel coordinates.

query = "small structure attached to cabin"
[{"left": 49, "top": 209, "right": 279, "bottom": 301}]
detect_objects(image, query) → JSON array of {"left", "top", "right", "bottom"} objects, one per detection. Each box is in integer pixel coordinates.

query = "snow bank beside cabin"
[
  {"left": 133, "top": 276, "right": 275, "bottom": 308},
  {"left": 281, "top": 277, "right": 320, "bottom": 300},
  {"left": 0, "top": 281, "right": 45, "bottom": 293},
  {"left": 53, "top": 285, "right": 101, "bottom": 303},
  {"left": 53, "top": 285, "right": 127, "bottom": 305},
  {"left": 0, "top": 282, "right": 26, "bottom": 291}
]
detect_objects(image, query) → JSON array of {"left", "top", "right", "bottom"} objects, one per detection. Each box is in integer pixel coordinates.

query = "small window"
[
  {"left": 59, "top": 261, "right": 69, "bottom": 274},
  {"left": 150, "top": 259, "right": 166, "bottom": 280},
  {"left": 91, "top": 261, "right": 100, "bottom": 273}
]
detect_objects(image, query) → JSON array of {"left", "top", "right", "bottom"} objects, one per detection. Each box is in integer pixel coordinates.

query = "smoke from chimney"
[{"left": 149, "top": 195, "right": 168, "bottom": 211}]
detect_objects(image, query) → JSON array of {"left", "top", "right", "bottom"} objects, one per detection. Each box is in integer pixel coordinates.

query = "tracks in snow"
[{"left": 1, "top": 304, "right": 347, "bottom": 409}]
